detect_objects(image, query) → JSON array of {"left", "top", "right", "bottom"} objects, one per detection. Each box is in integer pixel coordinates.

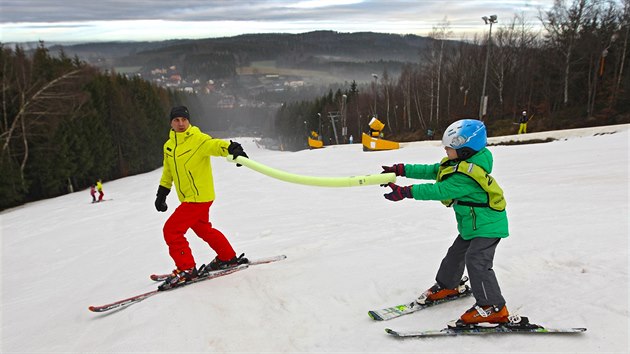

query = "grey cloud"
[
  {"left": 0, "top": 0, "right": 550, "bottom": 24},
  {"left": 1, "top": 0, "right": 345, "bottom": 22},
  {"left": 1, "top": 0, "right": 565, "bottom": 43}
]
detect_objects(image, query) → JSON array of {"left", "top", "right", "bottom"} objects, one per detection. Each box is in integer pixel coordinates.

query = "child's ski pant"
[{"left": 435, "top": 235, "right": 506, "bottom": 307}]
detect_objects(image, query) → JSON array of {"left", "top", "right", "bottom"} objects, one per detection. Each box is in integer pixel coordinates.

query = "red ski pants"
[{"left": 163, "top": 201, "right": 236, "bottom": 270}]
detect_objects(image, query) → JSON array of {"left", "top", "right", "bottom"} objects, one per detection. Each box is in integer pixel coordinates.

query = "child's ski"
[
  {"left": 385, "top": 316, "right": 586, "bottom": 337},
  {"left": 368, "top": 290, "right": 472, "bottom": 321},
  {"left": 368, "top": 277, "right": 471, "bottom": 321}
]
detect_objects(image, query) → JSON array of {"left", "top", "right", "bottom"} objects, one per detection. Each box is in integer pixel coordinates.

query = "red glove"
[
  {"left": 383, "top": 182, "right": 413, "bottom": 201},
  {"left": 381, "top": 164, "right": 405, "bottom": 176}
]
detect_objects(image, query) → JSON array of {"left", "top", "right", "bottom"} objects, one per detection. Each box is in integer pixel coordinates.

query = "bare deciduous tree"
[{"left": 1, "top": 44, "right": 89, "bottom": 186}]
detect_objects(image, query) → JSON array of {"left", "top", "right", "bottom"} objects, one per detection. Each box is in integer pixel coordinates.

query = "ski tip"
[
  {"left": 384, "top": 328, "right": 400, "bottom": 336},
  {"left": 368, "top": 311, "right": 384, "bottom": 321},
  {"left": 88, "top": 306, "right": 100, "bottom": 312}
]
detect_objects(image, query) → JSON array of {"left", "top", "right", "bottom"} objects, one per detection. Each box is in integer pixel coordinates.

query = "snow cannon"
[
  {"left": 308, "top": 131, "right": 323, "bottom": 149},
  {"left": 362, "top": 117, "right": 400, "bottom": 151},
  {"left": 368, "top": 117, "right": 385, "bottom": 134}
]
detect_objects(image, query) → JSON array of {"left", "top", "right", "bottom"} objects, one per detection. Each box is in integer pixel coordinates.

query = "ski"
[
  {"left": 385, "top": 317, "right": 587, "bottom": 337},
  {"left": 89, "top": 255, "right": 286, "bottom": 313},
  {"left": 368, "top": 277, "right": 472, "bottom": 321},
  {"left": 149, "top": 255, "right": 285, "bottom": 281},
  {"left": 90, "top": 198, "right": 113, "bottom": 204},
  {"left": 368, "top": 290, "right": 472, "bottom": 321},
  {"left": 88, "top": 266, "right": 244, "bottom": 313}
]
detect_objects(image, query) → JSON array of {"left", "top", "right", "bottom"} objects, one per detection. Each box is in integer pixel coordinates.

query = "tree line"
[
  {"left": 274, "top": 0, "right": 630, "bottom": 150},
  {"left": 0, "top": 42, "right": 186, "bottom": 210}
]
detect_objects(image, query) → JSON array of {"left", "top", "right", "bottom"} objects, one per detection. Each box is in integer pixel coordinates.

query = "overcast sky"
[{"left": 1, "top": 0, "right": 559, "bottom": 43}]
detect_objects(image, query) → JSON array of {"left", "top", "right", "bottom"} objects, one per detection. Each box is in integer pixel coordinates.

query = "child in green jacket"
[{"left": 382, "top": 119, "right": 510, "bottom": 327}]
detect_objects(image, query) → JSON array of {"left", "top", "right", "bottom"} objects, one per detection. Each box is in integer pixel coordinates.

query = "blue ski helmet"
[{"left": 442, "top": 119, "right": 487, "bottom": 159}]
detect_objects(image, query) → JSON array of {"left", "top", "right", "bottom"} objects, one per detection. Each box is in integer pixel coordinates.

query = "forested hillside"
[
  {"left": 54, "top": 31, "right": 430, "bottom": 75},
  {"left": 274, "top": 1, "right": 630, "bottom": 149},
  {"left": 0, "top": 43, "right": 187, "bottom": 210}
]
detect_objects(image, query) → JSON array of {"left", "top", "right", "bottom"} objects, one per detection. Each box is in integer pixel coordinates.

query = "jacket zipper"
[
  {"left": 470, "top": 207, "right": 478, "bottom": 230},
  {"left": 188, "top": 171, "right": 200, "bottom": 196}
]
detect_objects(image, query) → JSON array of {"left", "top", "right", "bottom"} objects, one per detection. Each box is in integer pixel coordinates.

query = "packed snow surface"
[{"left": 2, "top": 124, "right": 628, "bottom": 353}]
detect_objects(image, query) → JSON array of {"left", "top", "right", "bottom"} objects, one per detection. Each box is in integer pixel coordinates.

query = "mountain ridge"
[{"left": 46, "top": 30, "right": 437, "bottom": 73}]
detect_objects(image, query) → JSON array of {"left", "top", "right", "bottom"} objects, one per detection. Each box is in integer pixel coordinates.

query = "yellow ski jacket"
[{"left": 159, "top": 125, "right": 230, "bottom": 203}]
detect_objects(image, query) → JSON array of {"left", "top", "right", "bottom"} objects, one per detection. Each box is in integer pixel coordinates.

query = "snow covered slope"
[{"left": 2, "top": 125, "right": 628, "bottom": 353}]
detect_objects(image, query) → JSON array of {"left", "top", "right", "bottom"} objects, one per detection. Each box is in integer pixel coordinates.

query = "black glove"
[
  {"left": 381, "top": 164, "right": 406, "bottom": 176},
  {"left": 155, "top": 185, "right": 170, "bottom": 212},
  {"left": 228, "top": 140, "right": 248, "bottom": 167},
  {"left": 383, "top": 182, "right": 413, "bottom": 202}
]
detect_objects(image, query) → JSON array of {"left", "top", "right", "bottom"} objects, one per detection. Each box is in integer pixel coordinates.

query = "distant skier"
[
  {"left": 96, "top": 179, "right": 104, "bottom": 202},
  {"left": 154, "top": 105, "right": 250, "bottom": 290},
  {"left": 518, "top": 110, "right": 529, "bottom": 134},
  {"left": 89, "top": 184, "right": 97, "bottom": 203},
  {"left": 380, "top": 119, "right": 510, "bottom": 327}
]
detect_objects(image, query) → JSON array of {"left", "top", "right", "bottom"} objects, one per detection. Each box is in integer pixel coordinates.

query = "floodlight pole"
[
  {"left": 479, "top": 15, "right": 497, "bottom": 121},
  {"left": 372, "top": 73, "right": 378, "bottom": 116}
]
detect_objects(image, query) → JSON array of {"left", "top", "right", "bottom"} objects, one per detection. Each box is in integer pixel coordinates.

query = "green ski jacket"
[{"left": 405, "top": 148, "right": 509, "bottom": 240}]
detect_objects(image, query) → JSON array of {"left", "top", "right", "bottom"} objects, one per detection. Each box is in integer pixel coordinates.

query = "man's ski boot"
[
  {"left": 416, "top": 276, "right": 470, "bottom": 305},
  {"left": 198, "top": 253, "right": 249, "bottom": 276},
  {"left": 448, "top": 304, "right": 510, "bottom": 328},
  {"left": 158, "top": 267, "right": 198, "bottom": 291}
]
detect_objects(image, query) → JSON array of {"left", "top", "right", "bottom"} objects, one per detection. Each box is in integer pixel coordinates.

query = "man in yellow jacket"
[{"left": 154, "top": 106, "right": 249, "bottom": 290}]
